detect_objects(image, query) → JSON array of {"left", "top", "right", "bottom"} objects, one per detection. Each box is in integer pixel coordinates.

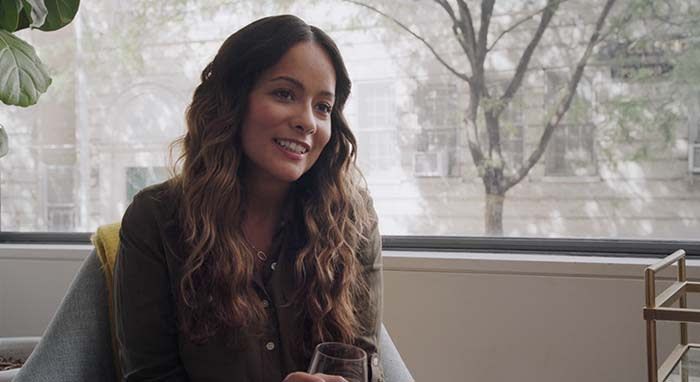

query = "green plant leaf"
[
  {"left": 16, "top": 7, "right": 31, "bottom": 31},
  {"left": 39, "top": 0, "right": 78, "bottom": 32},
  {"left": 0, "top": 0, "right": 23, "bottom": 32},
  {"left": 0, "top": 29, "right": 51, "bottom": 107},
  {"left": 0, "top": 125, "right": 8, "bottom": 158},
  {"left": 23, "top": 0, "right": 49, "bottom": 29}
]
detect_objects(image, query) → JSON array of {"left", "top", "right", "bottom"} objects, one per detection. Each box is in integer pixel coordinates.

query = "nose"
[{"left": 291, "top": 102, "right": 316, "bottom": 135}]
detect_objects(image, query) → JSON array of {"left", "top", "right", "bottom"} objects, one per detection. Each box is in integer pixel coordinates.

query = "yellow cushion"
[{"left": 90, "top": 222, "right": 122, "bottom": 381}]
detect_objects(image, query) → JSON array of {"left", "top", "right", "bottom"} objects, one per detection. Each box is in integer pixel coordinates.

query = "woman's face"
[{"left": 240, "top": 41, "right": 336, "bottom": 185}]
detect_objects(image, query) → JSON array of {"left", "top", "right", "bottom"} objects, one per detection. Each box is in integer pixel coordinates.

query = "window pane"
[
  {"left": 1, "top": 0, "right": 699, "bottom": 241},
  {"left": 126, "top": 167, "right": 170, "bottom": 202}
]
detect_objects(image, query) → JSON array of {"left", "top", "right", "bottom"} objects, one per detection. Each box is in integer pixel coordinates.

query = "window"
[
  {"left": 0, "top": 0, "right": 699, "bottom": 242},
  {"left": 692, "top": 143, "right": 700, "bottom": 173},
  {"left": 691, "top": 105, "right": 700, "bottom": 174},
  {"left": 412, "top": 82, "right": 460, "bottom": 177},
  {"left": 44, "top": 165, "right": 76, "bottom": 231},
  {"left": 354, "top": 81, "right": 400, "bottom": 177},
  {"left": 126, "top": 167, "right": 169, "bottom": 202},
  {"left": 545, "top": 123, "right": 596, "bottom": 177},
  {"left": 544, "top": 71, "right": 596, "bottom": 177}
]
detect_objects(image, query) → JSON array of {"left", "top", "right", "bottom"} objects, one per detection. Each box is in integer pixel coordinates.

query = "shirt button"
[
  {"left": 266, "top": 341, "right": 275, "bottom": 351},
  {"left": 262, "top": 299, "right": 270, "bottom": 308},
  {"left": 372, "top": 354, "right": 379, "bottom": 366},
  {"left": 270, "top": 262, "right": 277, "bottom": 270}
]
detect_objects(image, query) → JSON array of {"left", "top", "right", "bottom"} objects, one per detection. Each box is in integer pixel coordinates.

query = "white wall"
[{"left": 0, "top": 245, "right": 692, "bottom": 381}]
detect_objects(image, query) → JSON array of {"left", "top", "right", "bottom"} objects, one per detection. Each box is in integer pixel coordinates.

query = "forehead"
[{"left": 261, "top": 42, "right": 336, "bottom": 93}]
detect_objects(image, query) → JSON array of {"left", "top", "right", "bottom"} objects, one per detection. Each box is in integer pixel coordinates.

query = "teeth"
[{"left": 275, "top": 139, "right": 308, "bottom": 154}]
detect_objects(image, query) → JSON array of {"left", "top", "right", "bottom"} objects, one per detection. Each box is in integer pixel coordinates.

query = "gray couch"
[{"left": 0, "top": 251, "right": 413, "bottom": 382}]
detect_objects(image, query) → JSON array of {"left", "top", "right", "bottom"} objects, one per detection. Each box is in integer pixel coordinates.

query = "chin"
[{"left": 271, "top": 168, "right": 306, "bottom": 183}]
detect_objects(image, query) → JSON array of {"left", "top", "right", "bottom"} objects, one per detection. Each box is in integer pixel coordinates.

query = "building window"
[
  {"left": 692, "top": 120, "right": 700, "bottom": 174},
  {"left": 44, "top": 165, "right": 75, "bottom": 231},
  {"left": 126, "top": 167, "right": 169, "bottom": 201},
  {"left": 355, "top": 81, "right": 399, "bottom": 176},
  {"left": 601, "top": 38, "right": 682, "bottom": 82},
  {"left": 414, "top": 129, "right": 456, "bottom": 177},
  {"left": 544, "top": 70, "right": 597, "bottom": 177},
  {"left": 545, "top": 123, "right": 596, "bottom": 176},
  {"left": 413, "top": 82, "right": 460, "bottom": 177}
]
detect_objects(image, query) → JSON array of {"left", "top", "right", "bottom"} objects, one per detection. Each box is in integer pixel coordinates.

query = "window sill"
[
  {"left": 383, "top": 250, "right": 700, "bottom": 278},
  {"left": 0, "top": 243, "right": 694, "bottom": 280}
]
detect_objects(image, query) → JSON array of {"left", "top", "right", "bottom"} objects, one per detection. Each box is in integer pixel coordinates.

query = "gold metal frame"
[{"left": 644, "top": 249, "right": 696, "bottom": 382}]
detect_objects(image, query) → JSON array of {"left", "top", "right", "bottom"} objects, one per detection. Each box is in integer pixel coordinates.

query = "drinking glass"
[{"left": 308, "top": 342, "right": 368, "bottom": 382}]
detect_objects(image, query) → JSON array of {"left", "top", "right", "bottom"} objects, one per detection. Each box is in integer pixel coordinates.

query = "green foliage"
[
  {"left": 0, "top": 125, "right": 7, "bottom": 157},
  {"left": 0, "top": 0, "right": 78, "bottom": 107},
  {"left": 595, "top": 0, "right": 700, "bottom": 170},
  {"left": 0, "top": 0, "right": 79, "bottom": 158},
  {"left": 38, "top": 0, "right": 79, "bottom": 31},
  {"left": 599, "top": 96, "right": 680, "bottom": 165},
  {"left": 0, "top": 1, "right": 23, "bottom": 32},
  {"left": 20, "top": 0, "right": 49, "bottom": 29},
  {"left": 0, "top": 29, "right": 51, "bottom": 106}
]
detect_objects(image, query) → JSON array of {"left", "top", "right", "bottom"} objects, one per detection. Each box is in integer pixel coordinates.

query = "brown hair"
[{"left": 170, "top": 15, "right": 374, "bottom": 350}]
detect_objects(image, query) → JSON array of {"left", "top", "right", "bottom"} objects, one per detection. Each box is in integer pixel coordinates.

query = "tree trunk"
[{"left": 485, "top": 191, "right": 505, "bottom": 236}]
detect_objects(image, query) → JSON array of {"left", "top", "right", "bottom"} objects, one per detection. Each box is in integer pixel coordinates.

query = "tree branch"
[
  {"left": 341, "top": 0, "right": 470, "bottom": 83},
  {"left": 505, "top": 0, "right": 618, "bottom": 191},
  {"left": 498, "top": 0, "right": 559, "bottom": 116},
  {"left": 487, "top": 0, "right": 572, "bottom": 52},
  {"left": 477, "top": 0, "right": 495, "bottom": 63},
  {"left": 433, "top": 0, "right": 475, "bottom": 66},
  {"left": 456, "top": 0, "right": 478, "bottom": 56}
]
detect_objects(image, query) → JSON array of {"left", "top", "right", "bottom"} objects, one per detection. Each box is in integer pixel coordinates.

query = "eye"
[
  {"left": 272, "top": 89, "right": 294, "bottom": 102},
  {"left": 316, "top": 102, "right": 333, "bottom": 115}
]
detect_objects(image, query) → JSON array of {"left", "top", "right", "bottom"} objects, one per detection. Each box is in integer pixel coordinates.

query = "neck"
[
  {"left": 241, "top": 173, "right": 292, "bottom": 254},
  {"left": 243, "top": 173, "right": 291, "bottom": 223}
]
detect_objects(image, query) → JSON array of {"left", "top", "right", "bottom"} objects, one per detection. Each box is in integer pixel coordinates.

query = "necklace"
[
  {"left": 249, "top": 242, "right": 268, "bottom": 262},
  {"left": 242, "top": 228, "right": 267, "bottom": 262}
]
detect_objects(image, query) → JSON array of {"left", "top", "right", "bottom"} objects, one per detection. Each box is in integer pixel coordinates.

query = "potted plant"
[
  {"left": 0, "top": 0, "right": 80, "bottom": 158},
  {"left": 0, "top": 337, "right": 40, "bottom": 381},
  {"left": 0, "top": 1, "right": 79, "bottom": 379}
]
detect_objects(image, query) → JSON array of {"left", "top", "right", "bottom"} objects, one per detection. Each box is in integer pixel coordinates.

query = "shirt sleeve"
[
  {"left": 113, "top": 191, "right": 190, "bottom": 381},
  {"left": 354, "top": 198, "right": 385, "bottom": 382}
]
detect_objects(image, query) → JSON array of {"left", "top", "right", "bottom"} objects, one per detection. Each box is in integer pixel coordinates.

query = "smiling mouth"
[{"left": 274, "top": 139, "right": 309, "bottom": 154}]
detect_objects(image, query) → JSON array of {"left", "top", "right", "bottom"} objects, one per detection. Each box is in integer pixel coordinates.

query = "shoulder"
[
  {"left": 123, "top": 179, "right": 179, "bottom": 225},
  {"left": 354, "top": 187, "right": 381, "bottom": 265},
  {"left": 120, "top": 179, "right": 180, "bottom": 249},
  {"left": 118, "top": 180, "right": 186, "bottom": 268}
]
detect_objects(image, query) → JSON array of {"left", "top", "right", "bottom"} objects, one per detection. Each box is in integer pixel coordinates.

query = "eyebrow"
[{"left": 269, "top": 76, "right": 335, "bottom": 99}]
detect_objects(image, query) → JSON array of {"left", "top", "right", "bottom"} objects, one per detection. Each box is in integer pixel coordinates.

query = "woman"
[{"left": 113, "top": 14, "right": 384, "bottom": 382}]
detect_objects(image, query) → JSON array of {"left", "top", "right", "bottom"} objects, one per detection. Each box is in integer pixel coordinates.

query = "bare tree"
[{"left": 343, "top": 0, "right": 618, "bottom": 235}]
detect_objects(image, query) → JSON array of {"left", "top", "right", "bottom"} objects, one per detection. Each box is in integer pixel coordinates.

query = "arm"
[
  {"left": 354, "top": 201, "right": 385, "bottom": 382},
  {"left": 113, "top": 191, "right": 189, "bottom": 381}
]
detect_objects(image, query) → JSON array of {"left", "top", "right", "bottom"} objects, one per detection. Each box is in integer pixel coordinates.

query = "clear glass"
[
  {"left": 308, "top": 342, "right": 368, "bottom": 382},
  {"left": 1, "top": 0, "right": 699, "bottom": 241},
  {"left": 665, "top": 346, "right": 700, "bottom": 381}
]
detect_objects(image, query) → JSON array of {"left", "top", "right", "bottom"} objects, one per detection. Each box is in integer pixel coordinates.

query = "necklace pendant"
[{"left": 256, "top": 250, "right": 267, "bottom": 262}]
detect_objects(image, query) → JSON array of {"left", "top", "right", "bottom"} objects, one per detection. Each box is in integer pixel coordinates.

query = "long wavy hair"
[{"left": 169, "top": 15, "right": 374, "bottom": 350}]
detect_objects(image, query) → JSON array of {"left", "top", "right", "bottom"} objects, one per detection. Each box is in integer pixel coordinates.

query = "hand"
[{"left": 282, "top": 371, "right": 348, "bottom": 382}]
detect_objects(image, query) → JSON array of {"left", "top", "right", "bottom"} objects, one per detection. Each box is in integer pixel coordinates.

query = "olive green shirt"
[{"left": 113, "top": 181, "right": 384, "bottom": 382}]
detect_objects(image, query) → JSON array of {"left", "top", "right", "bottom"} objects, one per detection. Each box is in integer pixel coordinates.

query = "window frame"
[{"left": 0, "top": 231, "right": 697, "bottom": 258}]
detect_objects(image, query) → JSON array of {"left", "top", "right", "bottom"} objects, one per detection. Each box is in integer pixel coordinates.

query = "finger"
[
  {"left": 282, "top": 371, "right": 325, "bottom": 382},
  {"left": 314, "top": 373, "right": 349, "bottom": 382}
]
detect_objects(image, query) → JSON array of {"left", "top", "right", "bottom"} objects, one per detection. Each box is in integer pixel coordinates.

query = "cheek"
[
  {"left": 316, "top": 125, "right": 332, "bottom": 150},
  {"left": 245, "top": 103, "right": 271, "bottom": 129},
  {"left": 244, "top": 95, "right": 285, "bottom": 131}
]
